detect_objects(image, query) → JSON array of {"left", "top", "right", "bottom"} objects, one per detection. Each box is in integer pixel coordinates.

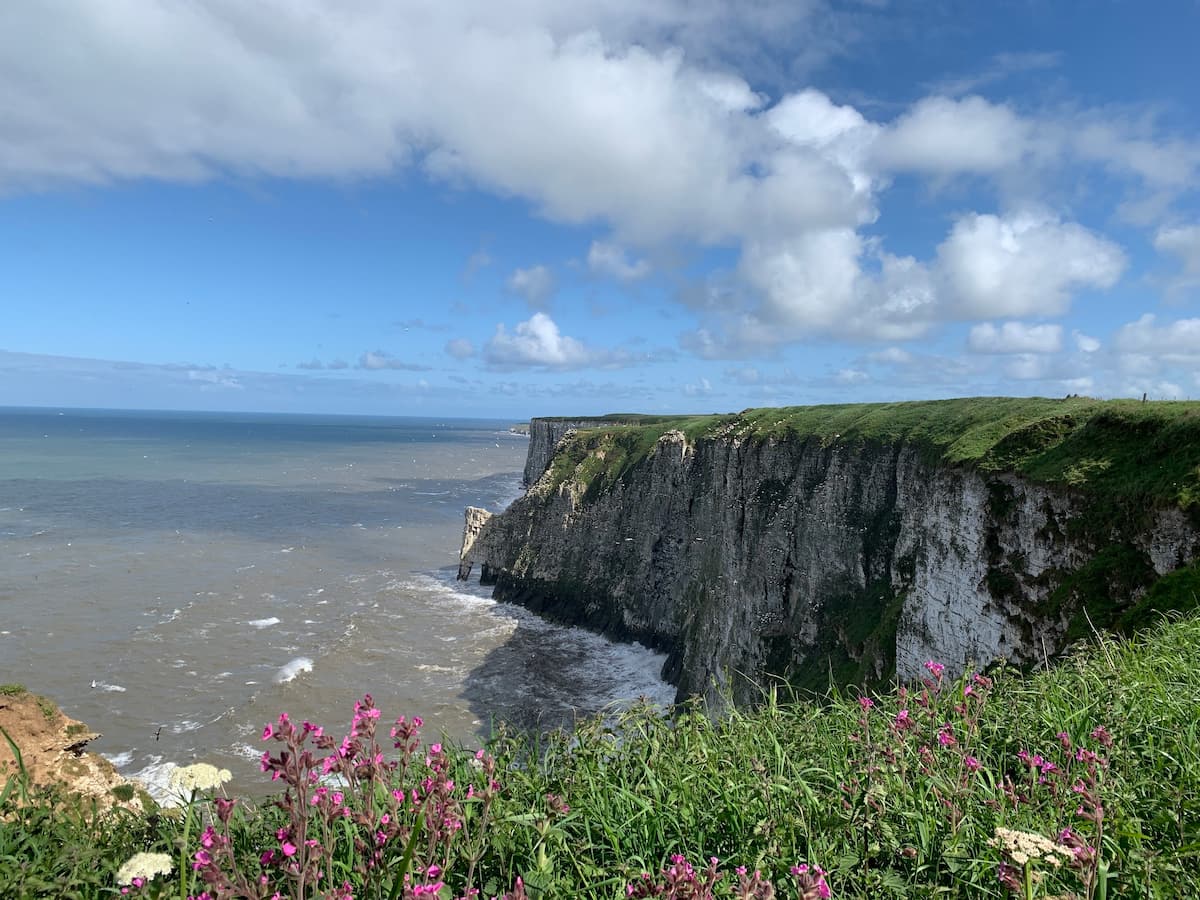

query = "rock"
[
  {"left": 458, "top": 506, "right": 494, "bottom": 580},
  {"left": 0, "top": 687, "right": 152, "bottom": 813},
  {"left": 460, "top": 415, "right": 1200, "bottom": 709}
]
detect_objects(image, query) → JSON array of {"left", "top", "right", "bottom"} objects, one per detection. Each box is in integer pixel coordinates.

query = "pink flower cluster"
[
  {"left": 625, "top": 854, "right": 832, "bottom": 900},
  {"left": 189, "top": 695, "right": 505, "bottom": 900}
]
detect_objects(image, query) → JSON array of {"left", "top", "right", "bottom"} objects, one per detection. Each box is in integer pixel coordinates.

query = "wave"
[
  {"left": 129, "top": 756, "right": 180, "bottom": 807},
  {"left": 248, "top": 616, "right": 281, "bottom": 629},
  {"left": 273, "top": 656, "right": 313, "bottom": 684}
]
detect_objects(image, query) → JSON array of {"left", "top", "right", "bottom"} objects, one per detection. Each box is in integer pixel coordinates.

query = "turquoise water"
[{"left": 0, "top": 407, "right": 672, "bottom": 800}]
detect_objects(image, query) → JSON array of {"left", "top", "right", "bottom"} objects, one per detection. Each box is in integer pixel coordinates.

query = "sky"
[{"left": 2, "top": 1, "right": 1199, "bottom": 418}]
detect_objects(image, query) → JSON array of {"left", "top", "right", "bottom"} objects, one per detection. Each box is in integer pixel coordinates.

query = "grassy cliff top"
[{"left": 540, "top": 396, "right": 1200, "bottom": 512}]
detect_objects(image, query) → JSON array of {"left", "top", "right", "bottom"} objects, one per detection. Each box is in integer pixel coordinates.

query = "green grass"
[
  {"left": 535, "top": 398, "right": 1200, "bottom": 516},
  {"left": 5, "top": 613, "right": 1200, "bottom": 898},
  {"left": 0, "top": 684, "right": 27, "bottom": 696}
]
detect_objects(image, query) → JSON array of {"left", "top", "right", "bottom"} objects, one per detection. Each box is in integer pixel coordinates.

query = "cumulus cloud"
[
  {"left": 1073, "top": 331, "right": 1101, "bottom": 353},
  {"left": 936, "top": 211, "right": 1125, "bottom": 318},
  {"left": 685, "top": 209, "right": 1123, "bottom": 352},
  {"left": 1114, "top": 314, "right": 1200, "bottom": 363},
  {"left": 967, "top": 322, "right": 1063, "bottom": 354},
  {"left": 683, "top": 377, "right": 712, "bottom": 396},
  {"left": 872, "top": 95, "right": 1032, "bottom": 175},
  {"left": 357, "top": 350, "right": 431, "bottom": 371},
  {"left": 506, "top": 265, "right": 556, "bottom": 308},
  {"left": 483, "top": 312, "right": 601, "bottom": 370},
  {"left": 587, "top": 241, "right": 652, "bottom": 281},
  {"left": 4, "top": 1, "right": 1196, "bottom": 361}
]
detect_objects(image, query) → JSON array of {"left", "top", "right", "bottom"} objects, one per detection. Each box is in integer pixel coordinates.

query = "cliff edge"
[
  {"left": 0, "top": 686, "right": 153, "bottom": 812},
  {"left": 461, "top": 398, "right": 1200, "bottom": 708}
]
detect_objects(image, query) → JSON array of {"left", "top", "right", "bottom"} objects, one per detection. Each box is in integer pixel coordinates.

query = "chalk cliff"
[{"left": 461, "top": 399, "right": 1200, "bottom": 707}]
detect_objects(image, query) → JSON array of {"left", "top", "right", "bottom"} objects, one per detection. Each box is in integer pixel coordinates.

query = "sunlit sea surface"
[{"left": 0, "top": 407, "right": 673, "bottom": 801}]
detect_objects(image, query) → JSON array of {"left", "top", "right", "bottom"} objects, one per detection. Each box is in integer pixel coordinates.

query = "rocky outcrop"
[
  {"left": 0, "top": 687, "right": 153, "bottom": 812},
  {"left": 458, "top": 506, "right": 494, "bottom": 581},
  {"left": 461, "top": 409, "right": 1200, "bottom": 708}
]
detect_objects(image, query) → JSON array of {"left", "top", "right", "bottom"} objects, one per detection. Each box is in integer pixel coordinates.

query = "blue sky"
[{"left": 2, "top": 1, "right": 1199, "bottom": 418}]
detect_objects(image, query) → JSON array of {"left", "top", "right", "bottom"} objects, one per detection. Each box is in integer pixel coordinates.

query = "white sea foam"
[
  {"left": 171, "top": 720, "right": 202, "bottom": 734},
  {"left": 129, "top": 757, "right": 181, "bottom": 807},
  {"left": 103, "top": 750, "right": 134, "bottom": 768},
  {"left": 400, "top": 573, "right": 495, "bottom": 610},
  {"left": 249, "top": 617, "right": 281, "bottom": 629},
  {"left": 274, "top": 657, "right": 313, "bottom": 683},
  {"left": 230, "top": 742, "right": 262, "bottom": 762},
  {"left": 94, "top": 681, "right": 127, "bottom": 692}
]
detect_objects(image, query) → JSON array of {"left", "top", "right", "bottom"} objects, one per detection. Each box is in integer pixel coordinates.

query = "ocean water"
[{"left": 0, "top": 407, "right": 673, "bottom": 801}]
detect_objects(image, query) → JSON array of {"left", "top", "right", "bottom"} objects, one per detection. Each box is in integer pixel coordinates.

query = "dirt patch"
[{"left": 0, "top": 687, "right": 151, "bottom": 813}]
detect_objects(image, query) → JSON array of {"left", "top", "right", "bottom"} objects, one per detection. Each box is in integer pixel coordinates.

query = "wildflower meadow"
[{"left": 3, "top": 613, "right": 1200, "bottom": 899}]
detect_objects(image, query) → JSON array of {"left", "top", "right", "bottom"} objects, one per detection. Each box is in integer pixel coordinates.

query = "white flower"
[
  {"left": 169, "top": 762, "right": 232, "bottom": 793},
  {"left": 989, "top": 827, "right": 1071, "bottom": 868},
  {"left": 116, "top": 851, "right": 174, "bottom": 884}
]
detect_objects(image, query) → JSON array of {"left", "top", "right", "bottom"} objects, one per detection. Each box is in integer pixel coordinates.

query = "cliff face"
[{"left": 462, "top": 401, "right": 1200, "bottom": 707}]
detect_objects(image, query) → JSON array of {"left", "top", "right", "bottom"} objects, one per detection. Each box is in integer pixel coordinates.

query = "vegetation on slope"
[
  {"left": 537, "top": 397, "right": 1200, "bottom": 518},
  {"left": 5, "top": 613, "right": 1200, "bottom": 898}
]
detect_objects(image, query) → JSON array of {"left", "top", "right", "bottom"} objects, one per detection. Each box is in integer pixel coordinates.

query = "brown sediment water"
[{"left": 0, "top": 408, "right": 674, "bottom": 803}]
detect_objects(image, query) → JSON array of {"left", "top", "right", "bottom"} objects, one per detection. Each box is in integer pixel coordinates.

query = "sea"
[{"left": 0, "top": 407, "right": 674, "bottom": 802}]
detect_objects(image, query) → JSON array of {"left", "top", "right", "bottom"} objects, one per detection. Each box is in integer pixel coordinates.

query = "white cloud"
[
  {"left": 683, "top": 377, "right": 712, "bottom": 396},
  {"left": 1071, "top": 121, "right": 1200, "bottom": 189},
  {"left": 936, "top": 211, "right": 1125, "bottom": 318},
  {"left": 507, "top": 265, "right": 557, "bottom": 308},
  {"left": 1154, "top": 223, "right": 1200, "bottom": 294},
  {"left": 967, "top": 322, "right": 1063, "bottom": 354},
  {"left": 357, "top": 351, "right": 430, "bottom": 371},
  {"left": 1114, "top": 314, "right": 1200, "bottom": 363},
  {"left": 872, "top": 95, "right": 1032, "bottom": 175},
  {"left": 484, "top": 312, "right": 599, "bottom": 370},
  {"left": 187, "top": 369, "right": 243, "bottom": 390},
  {"left": 1073, "top": 330, "right": 1101, "bottom": 353},
  {"left": 688, "top": 209, "right": 1123, "bottom": 351},
  {"left": 833, "top": 368, "right": 869, "bottom": 384},
  {"left": 444, "top": 338, "right": 476, "bottom": 359},
  {"left": 4, "top": 1, "right": 1198, "bottom": 364},
  {"left": 587, "top": 241, "right": 651, "bottom": 282},
  {"left": 1003, "top": 353, "right": 1051, "bottom": 381}
]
